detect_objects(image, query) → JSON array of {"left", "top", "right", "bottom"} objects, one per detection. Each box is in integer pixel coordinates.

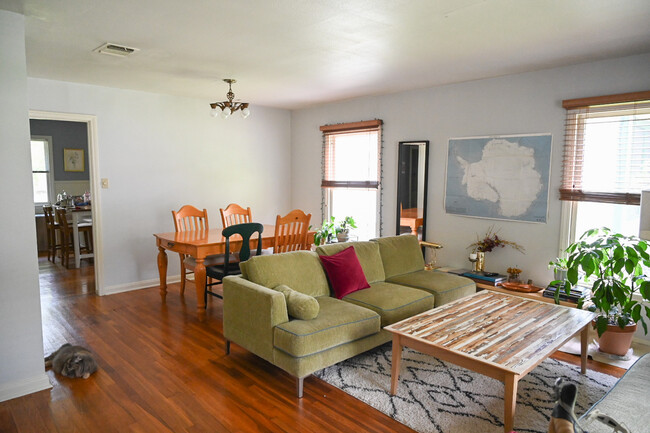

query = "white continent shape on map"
[{"left": 456, "top": 138, "right": 542, "bottom": 217}]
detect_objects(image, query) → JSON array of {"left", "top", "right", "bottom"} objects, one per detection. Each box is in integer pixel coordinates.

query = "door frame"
[{"left": 29, "top": 110, "right": 105, "bottom": 294}]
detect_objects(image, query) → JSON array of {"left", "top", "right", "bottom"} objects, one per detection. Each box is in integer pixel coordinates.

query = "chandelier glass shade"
[{"left": 210, "top": 79, "right": 250, "bottom": 119}]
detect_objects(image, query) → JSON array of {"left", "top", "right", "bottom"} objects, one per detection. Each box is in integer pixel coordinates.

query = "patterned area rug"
[{"left": 314, "top": 343, "right": 617, "bottom": 433}]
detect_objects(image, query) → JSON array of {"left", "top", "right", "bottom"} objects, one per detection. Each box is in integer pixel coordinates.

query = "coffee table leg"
[
  {"left": 581, "top": 325, "right": 589, "bottom": 374},
  {"left": 504, "top": 374, "right": 518, "bottom": 433},
  {"left": 390, "top": 335, "right": 403, "bottom": 395}
]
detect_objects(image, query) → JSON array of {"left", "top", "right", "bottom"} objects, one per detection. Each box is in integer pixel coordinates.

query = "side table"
[{"left": 434, "top": 267, "right": 580, "bottom": 308}]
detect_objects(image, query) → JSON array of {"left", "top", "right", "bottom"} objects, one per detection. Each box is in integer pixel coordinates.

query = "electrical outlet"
[{"left": 101, "top": 178, "right": 109, "bottom": 189}]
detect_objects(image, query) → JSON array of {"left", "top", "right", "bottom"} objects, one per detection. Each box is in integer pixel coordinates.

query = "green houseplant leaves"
[
  {"left": 313, "top": 216, "right": 337, "bottom": 246},
  {"left": 314, "top": 216, "right": 358, "bottom": 246},
  {"left": 552, "top": 227, "right": 650, "bottom": 337}
]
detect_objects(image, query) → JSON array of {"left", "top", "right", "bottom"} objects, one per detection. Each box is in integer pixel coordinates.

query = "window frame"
[
  {"left": 558, "top": 91, "right": 650, "bottom": 254},
  {"left": 31, "top": 135, "right": 55, "bottom": 210},
  {"left": 320, "top": 120, "right": 383, "bottom": 239}
]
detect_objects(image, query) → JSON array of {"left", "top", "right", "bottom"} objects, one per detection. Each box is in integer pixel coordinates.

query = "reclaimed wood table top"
[{"left": 385, "top": 290, "right": 595, "bottom": 375}]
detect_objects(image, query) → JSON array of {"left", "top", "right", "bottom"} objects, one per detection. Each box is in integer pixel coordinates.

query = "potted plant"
[
  {"left": 548, "top": 256, "right": 569, "bottom": 282},
  {"left": 552, "top": 227, "right": 650, "bottom": 356},
  {"left": 336, "top": 216, "right": 357, "bottom": 242},
  {"left": 314, "top": 217, "right": 337, "bottom": 246}
]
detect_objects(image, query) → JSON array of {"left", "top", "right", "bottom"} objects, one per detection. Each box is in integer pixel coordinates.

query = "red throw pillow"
[{"left": 319, "top": 246, "right": 370, "bottom": 299}]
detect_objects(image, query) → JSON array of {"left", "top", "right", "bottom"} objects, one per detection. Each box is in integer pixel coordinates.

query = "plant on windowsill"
[
  {"left": 336, "top": 216, "right": 357, "bottom": 242},
  {"left": 548, "top": 256, "right": 569, "bottom": 282},
  {"left": 551, "top": 227, "right": 650, "bottom": 356},
  {"left": 313, "top": 217, "right": 337, "bottom": 247}
]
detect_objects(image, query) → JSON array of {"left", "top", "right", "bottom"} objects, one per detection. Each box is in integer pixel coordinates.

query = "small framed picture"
[{"left": 64, "top": 148, "right": 85, "bottom": 172}]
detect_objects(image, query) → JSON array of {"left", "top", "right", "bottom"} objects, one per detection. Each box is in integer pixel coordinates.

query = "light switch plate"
[{"left": 101, "top": 178, "right": 109, "bottom": 189}]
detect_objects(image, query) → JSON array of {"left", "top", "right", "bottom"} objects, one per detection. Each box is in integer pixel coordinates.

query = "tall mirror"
[{"left": 396, "top": 140, "right": 429, "bottom": 240}]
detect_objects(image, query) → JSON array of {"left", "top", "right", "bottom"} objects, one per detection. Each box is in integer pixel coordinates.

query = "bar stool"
[{"left": 42, "top": 205, "right": 62, "bottom": 262}]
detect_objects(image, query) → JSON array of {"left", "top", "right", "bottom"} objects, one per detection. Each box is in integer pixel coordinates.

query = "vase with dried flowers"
[
  {"left": 507, "top": 267, "right": 522, "bottom": 283},
  {"left": 468, "top": 226, "right": 525, "bottom": 272}
]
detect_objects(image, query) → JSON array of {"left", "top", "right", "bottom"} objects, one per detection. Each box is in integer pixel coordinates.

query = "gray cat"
[{"left": 45, "top": 343, "right": 98, "bottom": 379}]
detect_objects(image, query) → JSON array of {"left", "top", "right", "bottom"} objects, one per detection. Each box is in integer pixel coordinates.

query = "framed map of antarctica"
[{"left": 444, "top": 134, "right": 552, "bottom": 223}]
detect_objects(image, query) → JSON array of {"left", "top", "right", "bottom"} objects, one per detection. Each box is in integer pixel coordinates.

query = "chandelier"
[{"left": 209, "top": 79, "right": 250, "bottom": 119}]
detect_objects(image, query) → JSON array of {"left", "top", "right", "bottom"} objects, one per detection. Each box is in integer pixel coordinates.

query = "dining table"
[
  {"left": 399, "top": 207, "right": 423, "bottom": 236},
  {"left": 55, "top": 205, "right": 93, "bottom": 268},
  {"left": 154, "top": 224, "right": 315, "bottom": 318},
  {"left": 70, "top": 206, "right": 93, "bottom": 268}
]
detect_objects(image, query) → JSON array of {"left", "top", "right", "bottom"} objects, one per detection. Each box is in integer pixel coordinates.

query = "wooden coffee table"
[{"left": 385, "top": 291, "right": 595, "bottom": 433}]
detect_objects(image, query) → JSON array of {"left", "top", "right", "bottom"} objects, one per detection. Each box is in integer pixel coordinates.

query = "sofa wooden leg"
[
  {"left": 225, "top": 340, "right": 230, "bottom": 355},
  {"left": 297, "top": 377, "right": 304, "bottom": 398}
]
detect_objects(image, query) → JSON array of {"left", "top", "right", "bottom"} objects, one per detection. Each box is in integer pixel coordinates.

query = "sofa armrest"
[{"left": 223, "top": 275, "right": 289, "bottom": 363}]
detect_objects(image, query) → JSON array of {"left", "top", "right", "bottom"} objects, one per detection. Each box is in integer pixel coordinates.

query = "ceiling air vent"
[{"left": 93, "top": 43, "right": 139, "bottom": 57}]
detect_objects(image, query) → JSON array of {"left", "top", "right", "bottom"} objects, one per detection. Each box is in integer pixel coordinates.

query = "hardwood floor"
[{"left": 0, "top": 258, "right": 626, "bottom": 433}]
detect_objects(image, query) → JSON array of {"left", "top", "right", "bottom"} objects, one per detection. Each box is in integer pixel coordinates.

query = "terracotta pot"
[{"left": 595, "top": 320, "right": 637, "bottom": 356}]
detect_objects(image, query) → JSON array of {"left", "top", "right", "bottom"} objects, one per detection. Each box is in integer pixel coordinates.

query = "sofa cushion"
[
  {"left": 319, "top": 246, "right": 370, "bottom": 299},
  {"left": 373, "top": 235, "right": 425, "bottom": 279},
  {"left": 580, "top": 353, "right": 650, "bottom": 432},
  {"left": 274, "top": 284, "right": 320, "bottom": 320},
  {"left": 387, "top": 270, "right": 476, "bottom": 307},
  {"left": 316, "top": 241, "right": 386, "bottom": 283},
  {"left": 273, "top": 296, "right": 380, "bottom": 358},
  {"left": 342, "top": 282, "right": 435, "bottom": 327},
  {"left": 240, "top": 251, "right": 330, "bottom": 297}
]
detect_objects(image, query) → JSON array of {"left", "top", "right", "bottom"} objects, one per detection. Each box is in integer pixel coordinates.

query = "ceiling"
[{"left": 4, "top": 0, "right": 650, "bottom": 109}]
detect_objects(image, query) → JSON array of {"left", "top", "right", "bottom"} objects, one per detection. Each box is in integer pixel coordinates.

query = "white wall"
[
  {"left": 291, "top": 53, "right": 650, "bottom": 286},
  {"left": 27, "top": 78, "right": 292, "bottom": 293},
  {"left": 0, "top": 10, "right": 51, "bottom": 402}
]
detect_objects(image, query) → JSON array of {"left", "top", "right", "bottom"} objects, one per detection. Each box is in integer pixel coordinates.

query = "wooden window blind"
[
  {"left": 320, "top": 120, "right": 383, "bottom": 189},
  {"left": 560, "top": 91, "right": 650, "bottom": 205}
]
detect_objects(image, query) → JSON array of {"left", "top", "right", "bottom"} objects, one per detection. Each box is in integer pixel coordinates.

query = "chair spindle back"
[
  {"left": 274, "top": 209, "right": 312, "bottom": 254},
  {"left": 172, "top": 205, "right": 209, "bottom": 232},
  {"left": 220, "top": 203, "right": 253, "bottom": 228}
]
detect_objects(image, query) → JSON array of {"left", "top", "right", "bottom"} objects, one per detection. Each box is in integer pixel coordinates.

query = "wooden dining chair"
[
  {"left": 274, "top": 209, "right": 312, "bottom": 254},
  {"left": 220, "top": 203, "right": 253, "bottom": 228},
  {"left": 205, "top": 223, "right": 264, "bottom": 304},
  {"left": 55, "top": 207, "right": 93, "bottom": 268},
  {"left": 43, "top": 205, "right": 62, "bottom": 262},
  {"left": 172, "top": 205, "right": 226, "bottom": 294}
]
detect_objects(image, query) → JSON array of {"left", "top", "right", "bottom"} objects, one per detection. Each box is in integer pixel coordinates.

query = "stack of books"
[
  {"left": 460, "top": 271, "right": 507, "bottom": 286},
  {"left": 542, "top": 284, "right": 589, "bottom": 303}
]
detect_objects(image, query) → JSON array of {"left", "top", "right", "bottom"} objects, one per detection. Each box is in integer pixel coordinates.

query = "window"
[
  {"left": 559, "top": 91, "right": 650, "bottom": 250},
  {"left": 31, "top": 137, "right": 53, "bottom": 206},
  {"left": 320, "top": 120, "right": 383, "bottom": 240}
]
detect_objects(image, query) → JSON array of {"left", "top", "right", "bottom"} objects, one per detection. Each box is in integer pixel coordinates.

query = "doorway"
[{"left": 29, "top": 110, "right": 104, "bottom": 296}]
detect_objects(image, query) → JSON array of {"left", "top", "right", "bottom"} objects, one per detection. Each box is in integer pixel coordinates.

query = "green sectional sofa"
[{"left": 222, "top": 234, "right": 475, "bottom": 397}]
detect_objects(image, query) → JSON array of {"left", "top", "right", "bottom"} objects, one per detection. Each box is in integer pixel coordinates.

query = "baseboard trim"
[
  {"left": 0, "top": 373, "right": 52, "bottom": 403},
  {"left": 101, "top": 275, "right": 181, "bottom": 296}
]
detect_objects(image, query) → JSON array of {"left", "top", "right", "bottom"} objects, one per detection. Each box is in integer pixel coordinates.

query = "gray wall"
[
  {"left": 290, "top": 52, "right": 650, "bottom": 287},
  {"left": 29, "top": 119, "right": 89, "bottom": 181},
  {"left": 27, "top": 78, "right": 293, "bottom": 293}
]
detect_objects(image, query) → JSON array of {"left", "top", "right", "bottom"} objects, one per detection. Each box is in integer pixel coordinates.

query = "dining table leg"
[
  {"left": 157, "top": 246, "right": 168, "bottom": 298},
  {"left": 72, "top": 212, "right": 81, "bottom": 268},
  {"left": 194, "top": 257, "right": 207, "bottom": 314}
]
